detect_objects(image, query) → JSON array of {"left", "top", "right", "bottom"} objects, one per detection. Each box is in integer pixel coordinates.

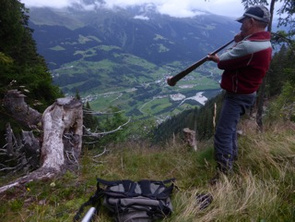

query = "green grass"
[{"left": 0, "top": 119, "right": 294, "bottom": 221}]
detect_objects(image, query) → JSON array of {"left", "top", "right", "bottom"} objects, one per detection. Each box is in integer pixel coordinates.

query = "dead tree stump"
[
  {"left": 183, "top": 128, "right": 197, "bottom": 151},
  {"left": 41, "top": 97, "right": 83, "bottom": 171},
  {"left": 0, "top": 95, "right": 83, "bottom": 193}
]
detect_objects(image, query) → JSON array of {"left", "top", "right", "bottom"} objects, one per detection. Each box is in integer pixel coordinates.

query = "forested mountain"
[
  {"left": 26, "top": 5, "right": 240, "bottom": 120},
  {"left": 29, "top": 6, "right": 238, "bottom": 70}
]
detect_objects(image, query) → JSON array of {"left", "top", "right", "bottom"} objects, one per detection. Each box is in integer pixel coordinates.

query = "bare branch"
[
  {"left": 0, "top": 163, "right": 22, "bottom": 172},
  {"left": 83, "top": 107, "right": 125, "bottom": 116},
  {"left": 91, "top": 159, "right": 105, "bottom": 164},
  {"left": 83, "top": 117, "right": 131, "bottom": 138},
  {"left": 93, "top": 147, "right": 108, "bottom": 158},
  {"left": 83, "top": 140, "right": 101, "bottom": 145}
]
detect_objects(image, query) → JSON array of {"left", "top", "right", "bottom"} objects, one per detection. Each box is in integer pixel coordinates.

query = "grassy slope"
[{"left": 0, "top": 119, "right": 294, "bottom": 221}]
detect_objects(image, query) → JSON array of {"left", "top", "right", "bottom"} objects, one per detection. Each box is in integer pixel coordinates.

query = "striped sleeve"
[
  {"left": 218, "top": 40, "right": 272, "bottom": 70},
  {"left": 219, "top": 40, "right": 272, "bottom": 61}
]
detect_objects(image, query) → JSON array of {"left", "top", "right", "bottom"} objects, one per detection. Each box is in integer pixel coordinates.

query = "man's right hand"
[{"left": 234, "top": 33, "right": 244, "bottom": 42}]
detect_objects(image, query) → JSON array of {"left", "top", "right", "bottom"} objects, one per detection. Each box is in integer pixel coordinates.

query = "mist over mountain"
[{"left": 28, "top": 5, "right": 240, "bottom": 120}]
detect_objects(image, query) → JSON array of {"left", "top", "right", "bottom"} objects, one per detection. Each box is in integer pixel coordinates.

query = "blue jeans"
[{"left": 214, "top": 91, "right": 256, "bottom": 173}]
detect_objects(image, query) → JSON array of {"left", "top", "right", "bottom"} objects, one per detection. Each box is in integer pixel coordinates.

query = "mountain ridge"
[
  {"left": 28, "top": 6, "right": 239, "bottom": 120},
  {"left": 29, "top": 6, "right": 239, "bottom": 68}
]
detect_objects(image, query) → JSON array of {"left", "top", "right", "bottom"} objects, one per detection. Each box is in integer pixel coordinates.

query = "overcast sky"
[
  {"left": 20, "top": 0, "right": 249, "bottom": 18},
  {"left": 20, "top": 0, "right": 283, "bottom": 19}
]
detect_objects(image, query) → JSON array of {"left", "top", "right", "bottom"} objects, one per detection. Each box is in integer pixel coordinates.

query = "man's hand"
[
  {"left": 207, "top": 53, "right": 219, "bottom": 63},
  {"left": 234, "top": 33, "right": 244, "bottom": 42}
]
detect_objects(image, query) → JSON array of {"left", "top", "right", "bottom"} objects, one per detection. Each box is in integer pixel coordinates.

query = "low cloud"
[
  {"left": 21, "top": 0, "right": 245, "bottom": 18},
  {"left": 134, "top": 15, "right": 150, "bottom": 20},
  {"left": 21, "top": 0, "right": 76, "bottom": 8}
]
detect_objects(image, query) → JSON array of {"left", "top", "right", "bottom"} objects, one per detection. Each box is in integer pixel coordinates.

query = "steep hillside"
[{"left": 1, "top": 118, "right": 294, "bottom": 221}]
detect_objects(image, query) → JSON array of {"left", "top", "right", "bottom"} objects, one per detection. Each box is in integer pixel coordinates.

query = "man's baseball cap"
[{"left": 236, "top": 5, "right": 270, "bottom": 23}]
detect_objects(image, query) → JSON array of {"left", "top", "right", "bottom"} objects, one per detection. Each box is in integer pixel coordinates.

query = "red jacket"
[{"left": 218, "top": 31, "right": 272, "bottom": 94}]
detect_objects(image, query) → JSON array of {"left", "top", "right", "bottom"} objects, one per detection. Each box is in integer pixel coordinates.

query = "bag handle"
[{"left": 73, "top": 183, "right": 104, "bottom": 222}]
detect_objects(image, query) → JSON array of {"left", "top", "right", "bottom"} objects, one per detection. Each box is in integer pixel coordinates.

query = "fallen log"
[{"left": 3, "top": 89, "right": 42, "bottom": 129}]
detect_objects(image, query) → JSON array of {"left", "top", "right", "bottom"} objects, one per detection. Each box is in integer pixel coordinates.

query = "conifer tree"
[
  {"left": 0, "top": 0, "right": 62, "bottom": 109},
  {"left": 0, "top": 0, "right": 62, "bottom": 146},
  {"left": 267, "top": 44, "right": 289, "bottom": 96}
]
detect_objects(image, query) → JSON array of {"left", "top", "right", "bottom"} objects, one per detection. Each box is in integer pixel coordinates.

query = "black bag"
[{"left": 74, "top": 178, "right": 175, "bottom": 222}]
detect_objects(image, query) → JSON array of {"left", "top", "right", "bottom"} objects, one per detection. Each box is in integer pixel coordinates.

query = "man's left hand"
[{"left": 207, "top": 54, "right": 220, "bottom": 63}]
